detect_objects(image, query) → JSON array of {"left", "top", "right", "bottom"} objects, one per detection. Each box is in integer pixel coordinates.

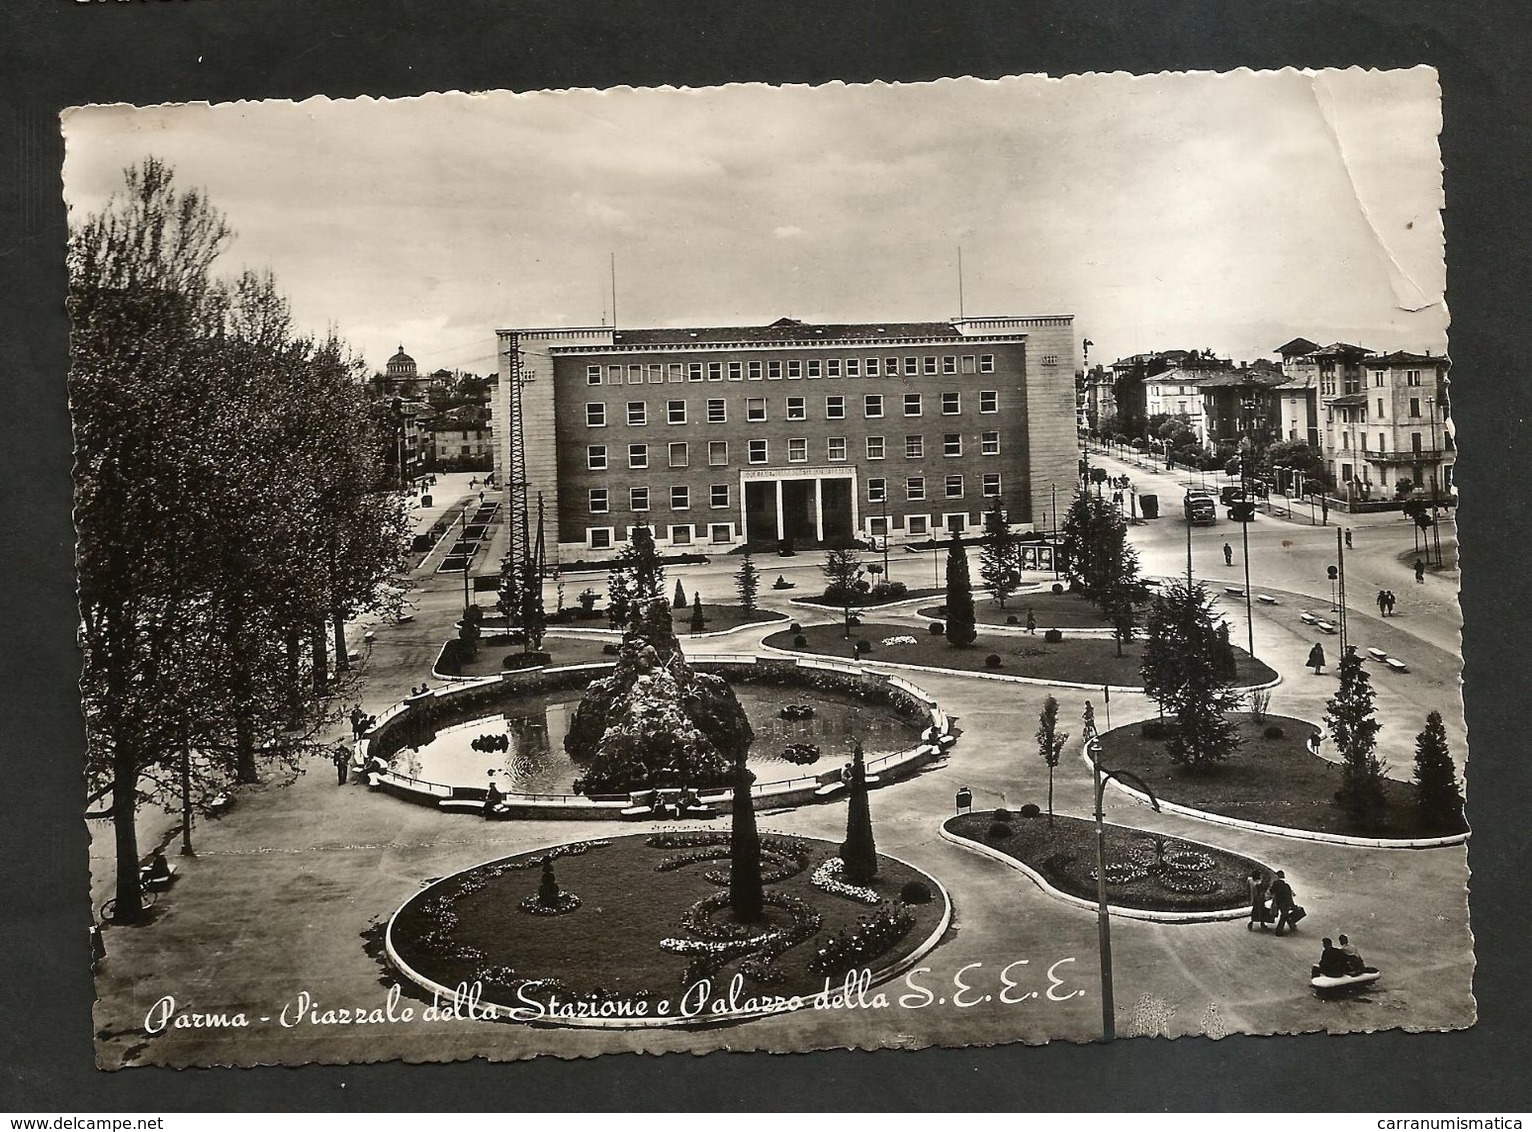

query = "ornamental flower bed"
[
  {"left": 943, "top": 810, "right": 1270, "bottom": 914},
  {"left": 387, "top": 831, "right": 947, "bottom": 1023}
]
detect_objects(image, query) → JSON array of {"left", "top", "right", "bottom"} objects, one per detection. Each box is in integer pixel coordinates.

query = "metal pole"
[
  {"left": 462, "top": 506, "right": 471, "bottom": 612},
  {"left": 1186, "top": 513, "right": 1193, "bottom": 589},
  {"left": 1336, "top": 525, "right": 1348, "bottom": 657},
  {"left": 1091, "top": 737, "right": 1114, "bottom": 1042},
  {"left": 180, "top": 738, "right": 193, "bottom": 857},
  {"left": 1242, "top": 516, "right": 1254, "bottom": 659}
]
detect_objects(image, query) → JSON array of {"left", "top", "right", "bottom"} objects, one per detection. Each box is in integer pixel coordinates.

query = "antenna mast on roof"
[
  {"left": 610, "top": 252, "right": 618, "bottom": 330},
  {"left": 957, "top": 246, "right": 965, "bottom": 320}
]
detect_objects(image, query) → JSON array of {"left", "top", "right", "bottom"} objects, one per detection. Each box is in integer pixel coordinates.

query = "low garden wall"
[{"left": 358, "top": 656, "right": 953, "bottom": 819}]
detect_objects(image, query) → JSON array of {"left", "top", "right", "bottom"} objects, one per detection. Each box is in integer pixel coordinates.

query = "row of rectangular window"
[
  {"left": 589, "top": 473, "right": 1002, "bottom": 513},
  {"left": 584, "top": 355, "right": 997, "bottom": 386},
  {"left": 585, "top": 510, "right": 988, "bottom": 550},
  {"left": 586, "top": 431, "right": 1001, "bottom": 469},
  {"left": 586, "top": 391, "right": 999, "bottom": 427}
]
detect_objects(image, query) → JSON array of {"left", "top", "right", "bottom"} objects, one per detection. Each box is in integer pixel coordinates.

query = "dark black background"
[{"left": 3, "top": 0, "right": 1528, "bottom": 1112}]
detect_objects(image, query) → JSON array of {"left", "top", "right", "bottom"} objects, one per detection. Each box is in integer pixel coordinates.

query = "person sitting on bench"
[
  {"left": 1316, "top": 938, "right": 1349, "bottom": 978},
  {"left": 1337, "top": 934, "right": 1366, "bottom": 976},
  {"left": 484, "top": 779, "right": 508, "bottom": 818}
]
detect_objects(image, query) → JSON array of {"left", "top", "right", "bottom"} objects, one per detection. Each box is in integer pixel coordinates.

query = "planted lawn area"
[
  {"left": 918, "top": 589, "right": 1151, "bottom": 630},
  {"left": 765, "top": 622, "right": 1277, "bottom": 689},
  {"left": 944, "top": 810, "right": 1266, "bottom": 913},
  {"left": 678, "top": 604, "right": 790, "bottom": 634},
  {"left": 389, "top": 831, "right": 948, "bottom": 1018},
  {"left": 438, "top": 634, "right": 618, "bottom": 678},
  {"left": 1092, "top": 714, "right": 1465, "bottom": 838},
  {"left": 790, "top": 586, "right": 944, "bottom": 610}
]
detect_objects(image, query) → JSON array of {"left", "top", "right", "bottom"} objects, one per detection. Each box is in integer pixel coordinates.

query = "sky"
[{"left": 61, "top": 69, "right": 1447, "bottom": 376}]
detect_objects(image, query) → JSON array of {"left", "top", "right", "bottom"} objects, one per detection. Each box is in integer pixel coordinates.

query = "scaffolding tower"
[{"left": 499, "top": 333, "right": 535, "bottom": 623}]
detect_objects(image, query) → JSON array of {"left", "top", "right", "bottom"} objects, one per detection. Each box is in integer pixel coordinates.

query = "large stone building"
[
  {"left": 1273, "top": 338, "right": 1454, "bottom": 501},
  {"left": 493, "top": 315, "right": 1078, "bottom": 559}
]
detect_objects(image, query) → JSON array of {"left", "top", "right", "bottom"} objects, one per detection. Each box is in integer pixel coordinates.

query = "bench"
[
  {"left": 1315, "top": 620, "right": 1337, "bottom": 634},
  {"left": 937, "top": 734, "right": 959, "bottom": 751},
  {"left": 439, "top": 798, "right": 486, "bottom": 814},
  {"left": 204, "top": 792, "right": 234, "bottom": 817},
  {"left": 1384, "top": 657, "right": 1410, "bottom": 673},
  {"left": 620, "top": 789, "right": 658, "bottom": 819},
  {"left": 814, "top": 781, "right": 848, "bottom": 798},
  {"left": 1257, "top": 594, "right": 1278, "bottom": 605},
  {"left": 1300, "top": 612, "right": 1318, "bottom": 625},
  {"left": 1367, "top": 647, "right": 1388, "bottom": 662},
  {"left": 1224, "top": 586, "right": 1245, "bottom": 597},
  {"left": 680, "top": 804, "right": 719, "bottom": 820}
]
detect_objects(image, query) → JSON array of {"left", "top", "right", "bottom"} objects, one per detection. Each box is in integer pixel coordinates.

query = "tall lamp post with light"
[{"left": 1083, "top": 703, "right": 1161, "bottom": 1043}]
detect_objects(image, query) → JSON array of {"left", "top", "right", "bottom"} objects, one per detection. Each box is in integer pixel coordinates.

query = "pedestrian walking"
[
  {"left": 1307, "top": 642, "right": 1326, "bottom": 675},
  {"left": 333, "top": 744, "right": 349, "bottom": 785},
  {"left": 1376, "top": 590, "right": 1387, "bottom": 617},
  {"left": 1025, "top": 608, "right": 1037, "bottom": 635},
  {"left": 1223, "top": 542, "right": 1234, "bottom": 567},
  {"left": 1345, "top": 528, "right": 1353, "bottom": 549},
  {"left": 1414, "top": 559, "right": 1426, "bottom": 583},
  {"left": 1246, "top": 870, "right": 1270, "bottom": 931},
  {"left": 1269, "top": 870, "right": 1300, "bottom": 936},
  {"left": 349, "top": 704, "right": 365, "bottom": 740},
  {"left": 1385, "top": 590, "right": 1396, "bottom": 616}
]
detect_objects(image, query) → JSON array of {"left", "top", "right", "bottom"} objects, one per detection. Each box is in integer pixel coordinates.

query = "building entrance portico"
[{"left": 741, "top": 467, "right": 858, "bottom": 547}]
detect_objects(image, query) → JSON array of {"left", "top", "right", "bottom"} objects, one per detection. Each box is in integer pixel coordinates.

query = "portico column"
[
  {"left": 813, "top": 478, "right": 825, "bottom": 543},
  {"left": 774, "top": 480, "right": 785, "bottom": 541}
]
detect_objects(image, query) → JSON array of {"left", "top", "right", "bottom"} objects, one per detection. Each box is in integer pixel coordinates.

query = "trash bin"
[
  {"left": 420, "top": 494, "right": 432, "bottom": 508},
  {"left": 1139, "top": 493, "right": 1159, "bottom": 519}
]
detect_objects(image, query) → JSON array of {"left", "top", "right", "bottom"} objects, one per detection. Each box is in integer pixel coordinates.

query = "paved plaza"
[{"left": 87, "top": 462, "right": 1472, "bottom": 1068}]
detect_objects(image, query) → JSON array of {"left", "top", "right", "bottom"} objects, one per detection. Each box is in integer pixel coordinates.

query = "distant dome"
[{"left": 386, "top": 343, "right": 418, "bottom": 379}]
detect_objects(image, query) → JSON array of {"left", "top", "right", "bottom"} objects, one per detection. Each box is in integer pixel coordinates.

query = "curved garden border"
[
  {"left": 383, "top": 839, "right": 953, "bottom": 1030},
  {"left": 758, "top": 639, "right": 1283, "bottom": 696},
  {"left": 1079, "top": 744, "right": 1471, "bottom": 850},
  {"left": 360, "top": 656, "right": 956, "bottom": 819},
  {"left": 937, "top": 821, "right": 1255, "bottom": 923}
]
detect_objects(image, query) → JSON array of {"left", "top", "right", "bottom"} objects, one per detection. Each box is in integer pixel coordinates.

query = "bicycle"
[{"left": 98, "top": 880, "right": 158, "bottom": 923}]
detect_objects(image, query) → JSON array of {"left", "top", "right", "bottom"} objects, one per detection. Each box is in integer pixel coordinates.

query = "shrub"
[
  {"left": 1018, "top": 803, "right": 1041, "bottom": 818},
  {"left": 993, "top": 807, "right": 1013, "bottom": 820},
  {"left": 848, "top": 614, "right": 862, "bottom": 627},
  {"left": 1051, "top": 583, "right": 1064, "bottom": 594},
  {"left": 601, "top": 643, "right": 621, "bottom": 656},
  {"left": 1263, "top": 725, "right": 1286, "bottom": 740},
  {"left": 929, "top": 622, "right": 944, "bottom": 635},
  {"left": 790, "top": 622, "right": 803, "bottom": 634},
  {"left": 1006, "top": 615, "right": 1019, "bottom": 625},
  {"left": 1044, "top": 629, "right": 1064, "bottom": 643},
  {"left": 886, "top": 581, "right": 908, "bottom": 599},
  {"left": 855, "top": 639, "right": 872, "bottom": 654},
  {"left": 984, "top": 654, "right": 1002, "bottom": 668},
  {"left": 792, "top": 634, "right": 807, "bottom": 649},
  {"left": 1248, "top": 688, "right": 1272, "bottom": 722},
  {"left": 987, "top": 821, "right": 1015, "bottom": 840},
  {"left": 1140, "top": 719, "right": 1173, "bottom": 739},
  {"left": 899, "top": 880, "right": 933, "bottom": 904}
]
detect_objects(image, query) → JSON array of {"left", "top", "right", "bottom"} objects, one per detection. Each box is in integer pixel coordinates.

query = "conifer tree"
[
  {"left": 1327, "top": 646, "right": 1388, "bottom": 824},
  {"left": 734, "top": 550, "right": 760, "bottom": 614},
  {"left": 729, "top": 760, "right": 764, "bottom": 922},
  {"left": 673, "top": 578, "right": 687, "bottom": 609},
  {"left": 839, "top": 740, "right": 878, "bottom": 884},
  {"left": 1141, "top": 581, "right": 1242, "bottom": 769},
  {"left": 944, "top": 533, "right": 978, "bottom": 647},
  {"left": 1413, "top": 710, "right": 1464, "bottom": 832},
  {"left": 978, "top": 499, "right": 1019, "bottom": 608},
  {"left": 690, "top": 592, "right": 706, "bottom": 634}
]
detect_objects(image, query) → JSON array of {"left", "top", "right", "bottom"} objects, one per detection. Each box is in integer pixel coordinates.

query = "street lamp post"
[
  {"left": 461, "top": 505, "right": 472, "bottom": 613},
  {"left": 1084, "top": 715, "right": 1161, "bottom": 1043},
  {"left": 1426, "top": 395, "right": 1443, "bottom": 567}
]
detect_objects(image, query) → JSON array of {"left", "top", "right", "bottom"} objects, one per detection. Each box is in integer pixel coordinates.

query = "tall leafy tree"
[
  {"left": 734, "top": 550, "right": 760, "bottom": 614},
  {"left": 1412, "top": 710, "right": 1466, "bottom": 833},
  {"left": 944, "top": 533, "right": 978, "bottom": 647},
  {"left": 1140, "top": 581, "right": 1243, "bottom": 770},
  {"left": 605, "top": 523, "right": 665, "bottom": 630},
  {"left": 728, "top": 760, "right": 764, "bottom": 922},
  {"left": 71, "top": 160, "right": 403, "bottom": 920},
  {"left": 1327, "top": 647, "right": 1388, "bottom": 824},
  {"left": 821, "top": 546, "right": 865, "bottom": 639},
  {"left": 1036, "top": 695, "right": 1068, "bottom": 825},
  {"left": 977, "top": 499, "right": 1019, "bottom": 609}
]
